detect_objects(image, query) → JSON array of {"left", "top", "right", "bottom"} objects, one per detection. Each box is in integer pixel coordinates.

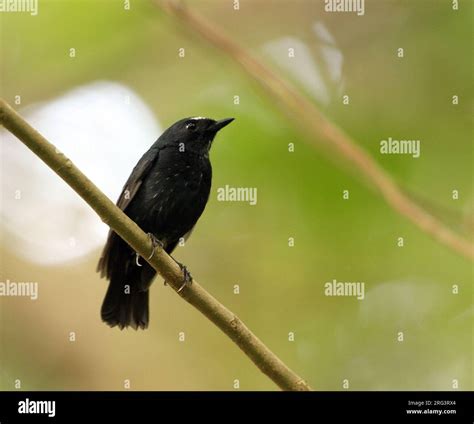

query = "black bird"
[{"left": 97, "top": 117, "right": 234, "bottom": 330}]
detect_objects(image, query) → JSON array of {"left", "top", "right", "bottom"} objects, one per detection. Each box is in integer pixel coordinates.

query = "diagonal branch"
[
  {"left": 0, "top": 98, "right": 311, "bottom": 391},
  {"left": 155, "top": 0, "right": 473, "bottom": 261}
]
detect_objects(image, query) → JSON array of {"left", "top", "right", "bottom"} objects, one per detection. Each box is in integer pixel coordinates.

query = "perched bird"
[{"left": 97, "top": 117, "right": 234, "bottom": 329}]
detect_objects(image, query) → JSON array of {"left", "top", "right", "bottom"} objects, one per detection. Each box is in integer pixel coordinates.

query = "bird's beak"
[{"left": 212, "top": 118, "right": 234, "bottom": 132}]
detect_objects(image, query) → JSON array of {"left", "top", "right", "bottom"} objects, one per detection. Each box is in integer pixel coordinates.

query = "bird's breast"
[
  {"left": 160, "top": 153, "right": 211, "bottom": 192},
  {"left": 144, "top": 153, "right": 212, "bottom": 230}
]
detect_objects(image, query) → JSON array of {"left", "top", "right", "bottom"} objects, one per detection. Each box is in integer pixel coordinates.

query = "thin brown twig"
[{"left": 156, "top": 0, "right": 473, "bottom": 261}]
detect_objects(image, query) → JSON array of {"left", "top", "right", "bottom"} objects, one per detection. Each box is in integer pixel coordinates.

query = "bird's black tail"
[
  {"left": 101, "top": 278, "right": 150, "bottom": 330},
  {"left": 98, "top": 231, "right": 156, "bottom": 330}
]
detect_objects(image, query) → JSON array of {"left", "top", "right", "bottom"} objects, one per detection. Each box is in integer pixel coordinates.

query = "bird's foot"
[
  {"left": 147, "top": 233, "right": 164, "bottom": 260},
  {"left": 176, "top": 261, "right": 193, "bottom": 293},
  {"left": 164, "top": 262, "right": 192, "bottom": 290},
  {"left": 135, "top": 233, "right": 163, "bottom": 267}
]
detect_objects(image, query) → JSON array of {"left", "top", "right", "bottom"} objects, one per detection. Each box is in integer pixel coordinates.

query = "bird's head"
[{"left": 160, "top": 117, "right": 234, "bottom": 154}]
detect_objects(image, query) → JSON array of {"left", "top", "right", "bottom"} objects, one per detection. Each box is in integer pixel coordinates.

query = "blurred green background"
[{"left": 0, "top": 0, "right": 472, "bottom": 390}]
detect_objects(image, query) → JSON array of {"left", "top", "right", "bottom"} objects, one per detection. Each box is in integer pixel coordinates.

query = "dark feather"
[{"left": 97, "top": 146, "right": 160, "bottom": 278}]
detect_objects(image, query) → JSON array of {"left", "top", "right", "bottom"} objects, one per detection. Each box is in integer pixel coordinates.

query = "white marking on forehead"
[{"left": 191, "top": 117, "right": 207, "bottom": 121}]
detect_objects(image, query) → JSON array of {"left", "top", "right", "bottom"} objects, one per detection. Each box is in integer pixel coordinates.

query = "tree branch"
[
  {"left": 155, "top": 0, "right": 474, "bottom": 261},
  {"left": 0, "top": 98, "right": 311, "bottom": 391}
]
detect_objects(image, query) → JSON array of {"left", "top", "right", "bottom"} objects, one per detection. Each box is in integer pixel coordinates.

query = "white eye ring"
[{"left": 186, "top": 122, "right": 197, "bottom": 130}]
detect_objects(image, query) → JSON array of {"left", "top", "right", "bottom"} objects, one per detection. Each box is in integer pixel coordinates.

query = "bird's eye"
[{"left": 186, "top": 122, "right": 197, "bottom": 131}]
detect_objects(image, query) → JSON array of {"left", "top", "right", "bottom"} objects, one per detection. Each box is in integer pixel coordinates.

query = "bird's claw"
[
  {"left": 147, "top": 233, "right": 164, "bottom": 260},
  {"left": 135, "top": 253, "right": 142, "bottom": 267},
  {"left": 176, "top": 262, "right": 193, "bottom": 293},
  {"left": 135, "top": 233, "right": 163, "bottom": 267}
]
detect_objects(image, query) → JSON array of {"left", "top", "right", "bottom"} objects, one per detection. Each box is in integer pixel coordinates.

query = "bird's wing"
[
  {"left": 97, "top": 146, "right": 160, "bottom": 277},
  {"left": 116, "top": 146, "right": 159, "bottom": 211}
]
